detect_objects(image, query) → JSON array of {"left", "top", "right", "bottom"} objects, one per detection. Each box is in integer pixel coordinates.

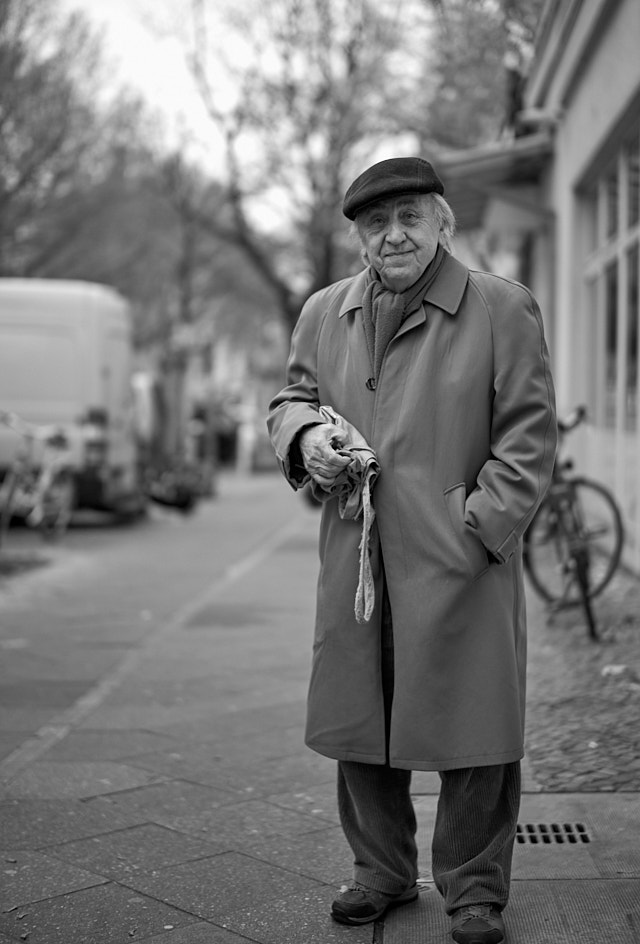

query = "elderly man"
[{"left": 267, "top": 157, "right": 557, "bottom": 944}]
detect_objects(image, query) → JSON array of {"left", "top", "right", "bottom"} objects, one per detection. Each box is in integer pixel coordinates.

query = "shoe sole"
[
  {"left": 451, "top": 934, "right": 504, "bottom": 944},
  {"left": 453, "top": 935, "right": 505, "bottom": 944},
  {"left": 451, "top": 925, "right": 505, "bottom": 944},
  {"left": 331, "top": 887, "right": 419, "bottom": 926}
]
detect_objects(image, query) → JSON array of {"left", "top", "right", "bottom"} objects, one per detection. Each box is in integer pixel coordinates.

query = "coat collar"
[{"left": 338, "top": 250, "right": 469, "bottom": 319}]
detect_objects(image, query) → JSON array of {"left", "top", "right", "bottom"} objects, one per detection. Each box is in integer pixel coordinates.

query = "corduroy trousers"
[{"left": 336, "top": 579, "right": 521, "bottom": 915}]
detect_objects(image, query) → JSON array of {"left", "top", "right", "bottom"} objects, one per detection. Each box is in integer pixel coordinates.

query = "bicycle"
[
  {"left": 523, "top": 405, "right": 624, "bottom": 641},
  {"left": 0, "top": 411, "right": 76, "bottom": 544}
]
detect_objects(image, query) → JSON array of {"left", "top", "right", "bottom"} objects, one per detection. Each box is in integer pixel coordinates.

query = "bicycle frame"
[
  {"left": 523, "top": 406, "right": 624, "bottom": 641},
  {"left": 538, "top": 473, "right": 599, "bottom": 639}
]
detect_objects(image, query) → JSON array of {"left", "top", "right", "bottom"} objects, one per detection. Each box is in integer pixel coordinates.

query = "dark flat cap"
[{"left": 343, "top": 156, "right": 444, "bottom": 220}]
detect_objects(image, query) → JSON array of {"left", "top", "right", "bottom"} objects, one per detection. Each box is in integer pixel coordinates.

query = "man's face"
[{"left": 357, "top": 194, "right": 440, "bottom": 293}]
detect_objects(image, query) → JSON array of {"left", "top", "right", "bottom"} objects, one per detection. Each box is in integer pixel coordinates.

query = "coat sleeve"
[
  {"left": 266, "top": 293, "right": 327, "bottom": 489},
  {"left": 464, "top": 280, "right": 558, "bottom": 563}
]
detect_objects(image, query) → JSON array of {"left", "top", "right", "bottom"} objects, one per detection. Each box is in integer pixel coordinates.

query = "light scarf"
[{"left": 309, "top": 406, "right": 380, "bottom": 623}]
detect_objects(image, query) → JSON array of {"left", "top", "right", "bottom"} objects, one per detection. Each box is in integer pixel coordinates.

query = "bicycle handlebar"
[{"left": 557, "top": 405, "right": 587, "bottom": 435}]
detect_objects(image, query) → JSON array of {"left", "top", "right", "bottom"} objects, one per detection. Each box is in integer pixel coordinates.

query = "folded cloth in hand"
[{"left": 309, "top": 406, "right": 380, "bottom": 623}]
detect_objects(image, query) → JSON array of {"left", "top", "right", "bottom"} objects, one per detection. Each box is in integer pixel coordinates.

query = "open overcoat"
[{"left": 267, "top": 252, "right": 557, "bottom": 771}]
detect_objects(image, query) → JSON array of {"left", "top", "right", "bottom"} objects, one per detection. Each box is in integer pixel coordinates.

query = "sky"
[{"left": 58, "top": 0, "right": 223, "bottom": 165}]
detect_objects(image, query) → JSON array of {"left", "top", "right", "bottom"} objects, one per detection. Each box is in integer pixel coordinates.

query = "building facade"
[{"left": 442, "top": 0, "right": 640, "bottom": 572}]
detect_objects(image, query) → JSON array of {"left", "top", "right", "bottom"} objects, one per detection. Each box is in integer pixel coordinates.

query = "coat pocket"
[{"left": 444, "top": 483, "right": 490, "bottom": 581}]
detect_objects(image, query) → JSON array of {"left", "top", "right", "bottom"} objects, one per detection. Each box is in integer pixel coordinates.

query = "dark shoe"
[
  {"left": 451, "top": 904, "right": 505, "bottom": 944},
  {"left": 331, "top": 882, "right": 418, "bottom": 925}
]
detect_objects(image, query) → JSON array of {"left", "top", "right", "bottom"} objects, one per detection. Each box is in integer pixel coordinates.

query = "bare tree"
[
  {"left": 186, "top": 0, "right": 432, "bottom": 333},
  {"left": 0, "top": 0, "right": 284, "bottom": 357},
  {"left": 417, "top": 0, "right": 546, "bottom": 148},
  {"left": 0, "top": 0, "right": 110, "bottom": 273}
]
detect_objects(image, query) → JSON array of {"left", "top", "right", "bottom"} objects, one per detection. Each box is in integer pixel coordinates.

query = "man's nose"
[{"left": 385, "top": 222, "right": 405, "bottom": 243}]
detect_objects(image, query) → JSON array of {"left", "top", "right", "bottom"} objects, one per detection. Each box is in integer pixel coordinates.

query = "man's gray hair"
[
  {"left": 351, "top": 193, "right": 457, "bottom": 262},
  {"left": 429, "top": 194, "right": 456, "bottom": 252}
]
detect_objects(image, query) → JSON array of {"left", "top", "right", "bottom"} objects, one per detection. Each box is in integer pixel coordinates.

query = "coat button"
[{"left": 366, "top": 377, "right": 377, "bottom": 390}]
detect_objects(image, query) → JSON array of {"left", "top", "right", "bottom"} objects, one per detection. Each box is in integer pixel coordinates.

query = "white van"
[{"left": 0, "top": 278, "right": 145, "bottom": 517}]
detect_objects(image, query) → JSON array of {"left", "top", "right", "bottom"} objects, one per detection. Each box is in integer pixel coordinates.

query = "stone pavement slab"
[
  {"left": 46, "top": 823, "right": 225, "bottom": 879},
  {"left": 386, "top": 880, "right": 640, "bottom": 943},
  {"left": 216, "top": 885, "right": 372, "bottom": 944},
  {"left": 108, "top": 728, "right": 335, "bottom": 798},
  {"left": 155, "top": 796, "right": 331, "bottom": 848},
  {"left": 0, "top": 707, "right": 66, "bottom": 735},
  {"left": 247, "top": 824, "right": 355, "bottom": 885},
  {"left": 83, "top": 780, "right": 239, "bottom": 830},
  {"left": 42, "top": 729, "right": 180, "bottom": 762},
  {"left": 261, "top": 779, "right": 341, "bottom": 823},
  {"left": 117, "top": 850, "right": 322, "bottom": 922},
  {"left": 137, "top": 924, "right": 259, "bottom": 944},
  {"left": 1, "top": 849, "right": 107, "bottom": 907},
  {"left": 512, "top": 839, "right": 601, "bottom": 880},
  {"left": 0, "top": 680, "right": 91, "bottom": 709},
  {"left": 0, "top": 883, "right": 200, "bottom": 944},
  {"left": 0, "top": 760, "right": 165, "bottom": 800},
  {"left": 0, "top": 798, "right": 134, "bottom": 849},
  {"left": 0, "top": 735, "right": 25, "bottom": 762}
]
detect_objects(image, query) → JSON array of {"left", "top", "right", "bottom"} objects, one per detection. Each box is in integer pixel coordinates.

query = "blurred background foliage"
[{"left": 0, "top": 0, "right": 545, "bottom": 343}]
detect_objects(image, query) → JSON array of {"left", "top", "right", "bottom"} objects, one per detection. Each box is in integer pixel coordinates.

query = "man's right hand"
[{"left": 298, "top": 424, "right": 351, "bottom": 489}]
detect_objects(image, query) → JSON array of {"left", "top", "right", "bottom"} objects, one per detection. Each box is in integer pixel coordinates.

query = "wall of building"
[
  {"left": 532, "top": 0, "right": 637, "bottom": 400},
  {"left": 528, "top": 0, "right": 640, "bottom": 569}
]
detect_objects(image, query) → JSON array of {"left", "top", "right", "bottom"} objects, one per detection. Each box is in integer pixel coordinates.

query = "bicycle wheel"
[{"left": 524, "top": 476, "right": 624, "bottom": 605}]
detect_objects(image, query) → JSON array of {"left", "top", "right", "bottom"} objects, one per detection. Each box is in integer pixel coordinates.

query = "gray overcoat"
[{"left": 267, "top": 252, "right": 557, "bottom": 771}]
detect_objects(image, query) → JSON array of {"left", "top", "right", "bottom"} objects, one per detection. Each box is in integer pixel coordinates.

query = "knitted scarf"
[{"left": 362, "top": 244, "right": 446, "bottom": 382}]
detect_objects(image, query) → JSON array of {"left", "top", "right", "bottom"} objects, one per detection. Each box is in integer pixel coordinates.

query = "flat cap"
[{"left": 342, "top": 156, "right": 444, "bottom": 220}]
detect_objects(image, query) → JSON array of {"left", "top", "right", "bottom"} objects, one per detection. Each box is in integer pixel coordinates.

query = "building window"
[
  {"left": 606, "top": 168, "right": 619, "bottom": 239},
  {"left": 605, "top": 260, "right": 618, "bottom": 427},
  {"left": 627, "top": 243, "right": 639, "bottom": 430},
  {"left": 584, "top": 124, "right": 640, "bottom": 433},
  {"left": 628, "top": 137, "right": 640, "bottom": 229}
]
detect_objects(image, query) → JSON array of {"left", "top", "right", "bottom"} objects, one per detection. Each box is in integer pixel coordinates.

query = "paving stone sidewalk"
[{"left": 0, "top": 477, "right": 638, "bottom": 943}]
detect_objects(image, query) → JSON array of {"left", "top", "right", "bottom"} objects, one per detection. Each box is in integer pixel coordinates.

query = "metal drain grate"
[{"left": 516, "top": 822, "right": 591, "bottom": 844}]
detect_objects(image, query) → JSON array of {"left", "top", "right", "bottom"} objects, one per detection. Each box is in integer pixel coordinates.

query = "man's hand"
[{"left": 299, "top": 424, "right": 351, "bottom": 489}]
